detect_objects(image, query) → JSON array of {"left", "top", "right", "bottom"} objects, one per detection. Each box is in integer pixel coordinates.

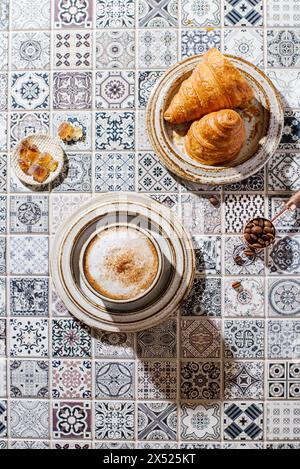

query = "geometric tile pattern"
[{"left": 2, "top": 0, "right": 300, "bottom": 449}]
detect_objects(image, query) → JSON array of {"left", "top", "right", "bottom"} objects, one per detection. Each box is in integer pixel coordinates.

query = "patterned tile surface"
[{"left": 1, "top": 0, "right": 299, "bottom": 450}]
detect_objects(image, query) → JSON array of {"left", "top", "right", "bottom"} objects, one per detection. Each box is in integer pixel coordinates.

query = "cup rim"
[
  {"left": 79, "top": 222, "right": 164, "bottom": 304},
  {"left": 243, "top": 216, "right": 276, "bottom": 250}
]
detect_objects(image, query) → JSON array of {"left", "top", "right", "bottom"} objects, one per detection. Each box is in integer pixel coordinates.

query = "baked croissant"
[
  {"left": 185, "top": 109, "right": 246, "bottom": 166},
  {"left": 164, "top": 48, "right": 253, "bottom": 124}
]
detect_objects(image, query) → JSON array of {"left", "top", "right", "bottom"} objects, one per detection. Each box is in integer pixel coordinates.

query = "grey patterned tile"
[
  {"left": 181, "top": 277, "right": 222, "bottom": 316},
  {"left": 95, "top": 361, "right": 134, "bottom": 399},
  {"left": 53, "top": 72, "right": 92, "bottom": 110},
  {"left": 138, "top": 402, "right": 177, "bottom": 440},
  {"left": 95, "top": 153, "right": 135, "bottom": 192},
  {"left": 138, "top": 29, "right": 178, "bottom": 69},
  {"left": 268, "top": 278, "right": 300, "bottom": 317},
  {"left": 193, "top": 236, "right": 222, "bottom": 275},
  {"left": 52, "top": 401, "right": 92, "bottom": 440},
  {"left": 95, "top": 71, "right": 135, "bottom": 110},
  {"left": 97, "top": 0, "right": 135, "bottom": 28},
  {"left": 280, "top": 111, "right": 300, "bottom": 150},
  {"left": 12, "top": 0, "right": 50, "bottom": 29},
  {"left": 52, "top": 360, "right": 92, "bottom": 399},
  {"left": 224, "top": 320, "right": 265, "bottom": 359},
  {"left": 10, "top": 319, "right": 48, "bottom": 358},
  {"left": 10, "top": 236, "right": 48, "bottom": 275},
  {"left": 225, "top": 194, "right": 265, "bottom": 234},
  {"left": 181, "top": 319, "right": 221, "bottom": 358},
  {"left": 138, "top": 152, "right": 178, "bottom": 192},
  {"left": 267, "top": 0, "right": 300, "bottom": 27},
  {"left": 0, "top": 279, "right": 5, "bottom": 317},
  {"left": 95, "top": 402, "right": 135, "bottom": 440},
  {"left": 10, "top": 278, "right": 49, "bottom": 317},
  {"left": 181, "top": 194, "right": 221, "bottom": 235},
  {"left": 0, "top": 359, "right": 6, "bottom": 398},
  {"left": 54, "top": 32, "right": 92, "bottom": 70},
  {"left": 138, "top": 71, "right": 164, "bottom": 109},
  {"left": 224, "top": 29, "right": 264, "bottom": 68},
  {"left": 10, "top": 360, "right": 49, "bottom": 398},
  {"left": 224, "top": 236, "right": 265, "bottom": 276},
  {"left": 224, "top": 0, "right": 263, "bottom": 26},
  {"left": 268, "top": 320, "right": 300, "bottom": 359},
  {"left": 267, "top": 30, "right": 300, "bottom": 68},
  {"left": 10, "top": 400, "right": 49, "bottom": 439},
  {"left": 268, "top": 195, "right": 300, "bottom": 234},
  {"left": 181, "top": 29, "right": 221, "bottom": 58},
  {"left": 10, "top": 195, "right": 48, "bottom": 233},
  {"left": 224, "top": 277, "right": 265, "bottom": 317},
  {"left": 0, "top": 401, "right": 7, "bottom": 438},
  {"left": 11, "top": 32, "right": 50, "bottom": 70},
  {"left": 139, "top": 0, "right": 178, "bottom": 27},
  {"left": 0, "top": 320, "right": 5, "bottom": 357},
  {"left": 224, "top": 169, "right": 265, "bottom": 192},
  {"left": 224, "top": 402, "right": 264, "bottom": 441},
  {"left": 224, "top": 362, "right": 264, "bottom": 400},
  {"left": 94, "top": 330, "right": 134, "bottom": 359},
  {"left": 54, "top": 0, "right": 93, "bottom": 29},
  {"left": 52, "top": 319, "right": 91, "bottom": 358},
  {"left": 267, "top": 402, "right": 300, "bottom": 440},
  {"left": 95, "top": 112, "right": 135, "bottom": 151},
  {"left": 96, "top": 31, "right": 135, "bottom": 69},
  {"left": 267, "top": 362, "right": 300, "bottom": 400},
  {"left": 137, "top": 320, "right": 177, "bottom": 358},
  {"left": 51, "top": 153, "right": 92, "bottom": 192},
  {"left": 269, "top": 235, "right": 300, "bottom": 275},
  {"left": 182, "top": 0, "right": 220, "bottom": 26}
]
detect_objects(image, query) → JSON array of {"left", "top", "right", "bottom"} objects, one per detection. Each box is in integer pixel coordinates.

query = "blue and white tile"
[
  {"left": 268, "top": 320, "right": 300, "bottom": 359},
  {"left": 267, "top": 402, "right": 300, "bottom": 440},
  {"left": 10, "top": 195, "right": 48, "bottom": 234},
  {"left": 10, "top": 319, "right": 49, "bottom": 358},
  {"left": 224, "top": 320, "right": 265, "bottom": 359},
  {"left": 268, "top": 153, "right": 300, "bottom": 191},
  {"left": 137, "top": 111, "right": 152, "bottom": 150},
  {"left": 10, "top": 236, "right": 48, "bottom": 275},
  {"left": 10, "top": 112, "right": 50, "bottom": 149},
  {"left": 0, "top": 115, "right": 7, "bottom": 152},
  {"left": 139, "top": 0, "right": 178, "bottom": 27},
  {"left": 138, "top": 152, "right": 178, "bottom": 192},
  {"left": 95, "top": 112, "right": 135, "bottom": 151},
  {"left": 11, "top": 32, "right": 50, "bottom": 70},
  {"left": 268, "top": 196, "right": 300, "bottom": 234},
  {"left": 224, "top": 0, "right": 263, "bottom": 26},
  {"left": 0, "top": 320, "right": 5, "bottom": 356},
  {"left": 95, "top": 153, "right": 135, "bottom": 192},
  {"left": 96, "top": 72, "right": 135, "bottom": 110},
  {"left": 0, "top": 33, "right": 8, "bottom": 70},
  {"left": 181, "top": 194, "right": 221, "bottom": 235},
  {"left": 0, "top": 0, "right": 8, "bottom": 30},
  {"left": 224, "top": 29, "right": 264, "bottom": 68},
  {"left": 181, "top": 0, "right": 220, "bottom": 27},
  {"left": 280, "top": 111, "right": 300, "bottom": 150},
  {"left": 53, "top": 72, "right": 92, "bottom": 110},
  {"left": 0, "top": 360, "right": 6, "bottom": 398},
  {"left": 267, "top": 71, "right": 300, "bottom": 109},
  {"left": 51, "top": 194, "right": 91, "bottom": 235},
  {"left": 10, "top": 278, "right": 49, "bottom": 317},
  {"left": 181, "top": 29, "right": 221, "bottom": 58},
  {"left": 97, "top": 0, "right": 135, "bottom": 28},
  {"left": 138, "top": 71, "right": 164, "bottom": 109},
  {"left": 11, "top": 73, "right": 49, "bottom": 111},
  {"left": 0, "top": 279, "right": 5, "bottom": 317},
  {"left": 267, "top": 30, "right": 300, "bottom": 68},
  {"left": 0, "top": 238, "right": 5, "bottom": 275},
  {"left": 11, "top": 0, "right": 50, "bottom": 29},
  {"left": 224, "top": 169, "right": 265, "bottom": 192},
  {"left": 181, "top": 277, "right": 222, "bottom": 317},
  {"left": 138, "top": 29, "right": 178, "bottom": 69},
  {"left": 223, "top": 402, "right": 264, "bottom": 440},
  {"left": 0, "top": 74, "right": 7, "bottom": 111},
  {"left": 96, "top": 31, "right": 135, "bottom": 69},
  {"left": 225, "top": 194, "right": 265, "bottom": 233},
  {"left": 194, "top": 236, "right": 222, "bottom": 275},
  {"left": 0, "top": 196, "right": 6, "bottom": 234},
  {"left": 51, "top": 153, "right": 92, "bottom": 193},
  {"left": 0, "top": 155, "right": 6, "bottom": 194},
  {"left": 10, "top": 400, "right": 49, "bottom": 439},
  {"left": 0, "top": 401, "right": 7, "bottom": 438},
  {"left": 181, "top": 403, "right": 220, "bottom": 441},
  {"left": 267, "top": 0, "right": 300, "bottom": 27}
]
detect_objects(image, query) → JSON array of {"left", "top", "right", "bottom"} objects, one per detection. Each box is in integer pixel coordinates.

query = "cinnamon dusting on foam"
[{"left": 83, "top": 226, "right": 160, "bottom": 301}]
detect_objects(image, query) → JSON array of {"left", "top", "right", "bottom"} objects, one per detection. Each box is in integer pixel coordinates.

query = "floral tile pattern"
[
  {"left": 53, "top": 401, "right": 92, "bottom": 440},
  {"left": 182, "top": 0, "right": 220, "bottom": 27},
  {"left": 10, "top": 360, "right": 48, "bottom": 398},
  {"left": 10, "top": 236, "right": 48, "bottom": 275},
  {"left": 95, "top": 402, "right": 135, "bottom": 440},
  {"left": 10, "top": 319, "right": 48, "bottom": 358},
  {"left": 95, "top": 153, "right": 135, "bottom": 192},
  {"left": 52, "top": 360, "right": 92, "bottom": 399},
  {"left": 181, "top": 277, "right": 222, "bottom": 317},
  {"left": 97, "top": 0, "right": 135, "bottom": 28},
  {"left": 2, "top": 0, "right": 300, "bottom": 450},
  {"left": 181, "top": 403, "right": 220, "bottom": 441},
  {"left": 11, "top": 32, "right": 50, "bottom": 70},
  {"left": 224, "top": 29, "right": 264, "bottom": 68},
  {"left": 181, "top": 29, "right": 221, "bottom": 58},
  {"left": 10, "top": 278, "right": 48, "bottom": 317},
  {"left": 10, "top": 400, "right": 49, "bottom": 439},
  {"left": 96, "top": 31, "right": 135, "bottom": 69}
]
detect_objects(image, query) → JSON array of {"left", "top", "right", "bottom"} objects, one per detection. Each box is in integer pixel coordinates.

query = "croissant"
[
  {"left": 164, "top": 48, "right": 253, "bottom": 124},
  {"left": 185, "top": 109, "right": 246, "bottom": 166}
]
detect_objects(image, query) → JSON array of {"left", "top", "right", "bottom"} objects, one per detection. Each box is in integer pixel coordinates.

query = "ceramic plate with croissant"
[{"left": 147, "top": 49, "right": 284, "bottom": 185}]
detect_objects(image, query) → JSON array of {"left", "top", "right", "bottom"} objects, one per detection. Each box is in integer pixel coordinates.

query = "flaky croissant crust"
[
  {"left": 185, "top": 109, "right": 246, "bottom": 166},
  {"left": 164, "top": 49, "right": 254, "bottom": 125}
]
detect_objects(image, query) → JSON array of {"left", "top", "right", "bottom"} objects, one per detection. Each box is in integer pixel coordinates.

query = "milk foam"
[{"left": 83, "top": 226, "right": 159, "bottom": 301}]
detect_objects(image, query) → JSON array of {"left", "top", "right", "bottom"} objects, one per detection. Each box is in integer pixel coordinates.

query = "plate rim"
[{"left": 147, "top": 53, "right": 284, "bottom": 185}]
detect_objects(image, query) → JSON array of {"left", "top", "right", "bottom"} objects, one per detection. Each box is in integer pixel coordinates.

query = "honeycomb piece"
[
  {"left": 37, "top": 152, "right": 52, "bottom": 167},
  {"left": 48, "top": 159, "right": 58, "bottom": 172},
  {"left": 58, "top": 122, "right": 74, "bottom": 142},
  {"left": 19, "top": 140, "right": 40, "bottom": 163},
  {"left": 18, "top": 159, "right": 30, "bottom": 174},
  {"left": 28, "top": 164, "right": 50, "bottom": 183}
]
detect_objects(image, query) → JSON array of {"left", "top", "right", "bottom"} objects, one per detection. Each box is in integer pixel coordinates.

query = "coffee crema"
[{"left": 83, "top": 226, "right": 160, "bottom": 301}]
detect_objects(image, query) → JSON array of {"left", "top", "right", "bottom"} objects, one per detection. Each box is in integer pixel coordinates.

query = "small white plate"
[{"left": 12, "top": 134, "right": 64, "bottom": 186}]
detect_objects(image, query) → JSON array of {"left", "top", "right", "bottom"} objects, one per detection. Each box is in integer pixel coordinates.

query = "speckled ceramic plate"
[
  {"left": 12, "top": 134, "right": 64, "bottom": 186},
  {"left": 51, "top": 193, "right": 195, "bottom": 332},
  {"left": 147, "top": 54, "right": 284, "bottom": 185}
]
